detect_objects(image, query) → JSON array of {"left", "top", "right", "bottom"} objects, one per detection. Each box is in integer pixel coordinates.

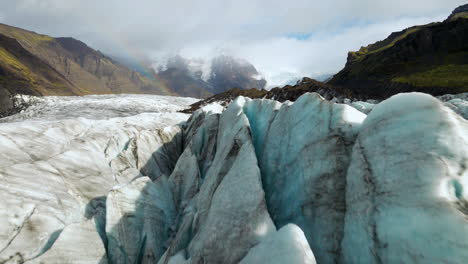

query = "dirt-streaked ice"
[
  {"left": 0, "top": 94, "right": 196, "bottom": 263},
  {"left": 0, "top": 92, "right": 467, "bottom": 264},
  {"left": 343, "top": 93, "right": 468, "bottom": 263}
]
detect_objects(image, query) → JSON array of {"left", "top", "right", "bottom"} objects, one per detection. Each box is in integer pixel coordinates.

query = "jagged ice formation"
[{"left": 0, "top": 92, "right": 467, "bottom": 264}]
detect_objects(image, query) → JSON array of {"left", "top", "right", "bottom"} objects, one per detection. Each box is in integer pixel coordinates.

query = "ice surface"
[
  {"left": 0, "top": 94, "right": 195, "bottom": 263},
  {"left": 162, "top": 97, "right": 276, "bottom": 263},
  {"left": 345, "top": 92, "right": 468, "bottom": 119},
  {"left": 29, "top": 220, "right": 107, "bottom": 264},
  {"left": 2, "top": 94, "right": 198, "bottom": 122},
  {"left": 241, "top": 93, "right": 366, "bottom": 263},
  {"left": 343, "top": 93, "right": 468, "bottom": 263},
  {"left": 444, "top": 98, "right": 468, "bottom": 119},
  {"left": 199, "top": 102, "right": 224, "bottom": 114},
  {"left": 350, "top": 101, "right": 375, "bottom": 114},
  {"left": 106, "top": 176, "right": 175, "bottom": 263},
  {"left": 0, "top": 92, "right": 467, "bottom": 263},
  {"left": 240, "top": 224, "right": 316, "bottom": 264}
]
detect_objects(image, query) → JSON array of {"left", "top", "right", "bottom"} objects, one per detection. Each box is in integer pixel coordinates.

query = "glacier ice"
[
  {"left": 106, "top": 176, "right": 175, "bottom": 264},
  {"left": 240, "top": 224, "right": 316, "bottom": 264},
  {"left": 241, "top": 93, "right": 366, "bottom": 263},
  {"left": 0, "top": 95, "right": 194, "bottom": 263},
  {"left": 163, "top": 98, "right": 276, "bottom": 263},
  {"left": 0, "top": 92, "right": 467, "bottom": 263},
  {"left": 342, "top": 93, "right": 468, "bottom": 263},
  {"left": 29, "top": 220, "right": 107, "bottom": 264}
]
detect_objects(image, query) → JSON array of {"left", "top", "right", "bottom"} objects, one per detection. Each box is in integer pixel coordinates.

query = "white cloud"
[
  {"left": 230, "top": 15, "right": 448, "bottom": 87},
  {"left": 0, "top": 0, "right": 464, "bottom": 86}
]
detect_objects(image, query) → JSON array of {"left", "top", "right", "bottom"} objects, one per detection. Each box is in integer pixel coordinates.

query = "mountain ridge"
[
  {"left": 2, "top": 4, "right": 468, "bottom": 100},
  {"left": 153, "top": 55, "right": 267, "bottom": 98},
  {"left": 329, "top": 5, "right": 468, "bottom": 98},
  {"left": 0, "top": 23, "right": 171, "bottom": 96}
]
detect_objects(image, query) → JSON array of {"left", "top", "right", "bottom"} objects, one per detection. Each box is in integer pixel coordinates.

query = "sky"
[{"left": 0, "top": 0, "right": 465, "bottom": 87}]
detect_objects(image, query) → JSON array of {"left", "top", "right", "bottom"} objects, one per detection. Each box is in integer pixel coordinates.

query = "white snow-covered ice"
[
  {"left": 345, "top": 92, "right": 468, "bottom": 119},
  {"left": 0, "top": 94, "right": 197, "bottom": 263},
  {"left": 2, "top": 94, "right": 198, "bottom": 122},
  {"left": 0, "top": 92, "right": 467, "bottom": 264}
]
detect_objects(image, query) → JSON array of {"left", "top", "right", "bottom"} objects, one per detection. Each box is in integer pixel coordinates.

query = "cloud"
[
  {"left": 229, "top": 15, "right": 449, "bottom": 87},
  {"left": 0, "top": 0, "right": 465, "bottom": 86}
]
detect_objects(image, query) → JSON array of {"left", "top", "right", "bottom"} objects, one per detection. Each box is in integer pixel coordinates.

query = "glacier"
[{"left": 0, "top": 92, "right": 467, "bottom": 264}]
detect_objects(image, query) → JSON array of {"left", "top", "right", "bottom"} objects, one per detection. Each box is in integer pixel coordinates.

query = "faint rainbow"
[{"left": 89, "top": 18, "right": 174, "bottom": 95}]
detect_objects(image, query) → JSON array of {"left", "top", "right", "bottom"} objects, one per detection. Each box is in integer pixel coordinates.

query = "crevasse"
[{"left": 2, "top": 93, "right": 467, "bottom": 264}]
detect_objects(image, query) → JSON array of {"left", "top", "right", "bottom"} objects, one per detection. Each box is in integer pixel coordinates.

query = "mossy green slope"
[
  {"left": 330, "top": 5, "right": 468, "bottom": 98},
  {"left": 0, "top": 23, "right": 171, "bottom": 96},
  {"left": 0, "top": 33, "right": 78, "bottom": 96}
]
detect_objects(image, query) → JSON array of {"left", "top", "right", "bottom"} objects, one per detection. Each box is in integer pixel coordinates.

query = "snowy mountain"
[
  {"left": 208, "top": 55, "right": 267, "bottom": 94},
  {"left": 154, "top": 55, "right": 267, "bottom": 98},
  {"left": 0, "top": 91, "right": 467, "bottom": 263}
]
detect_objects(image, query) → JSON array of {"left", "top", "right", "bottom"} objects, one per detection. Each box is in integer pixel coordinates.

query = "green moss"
[
  {"left": 450, "top": 12, "right": 468, "bottom": 21},
  {"left": 0, "top": 47, "right": 35, "bottom": 82},
  {"left": 350, "top": 27, "right": 421, "bottom": 61},
  {"left": 0, "top": 24, "right": 53, "bottom": 47},
  {"left": 392, "top": 64, "right": 468, "bottom": 91},
  {"left": 0, "top": 48, "right": 26, "bottom": 70}
]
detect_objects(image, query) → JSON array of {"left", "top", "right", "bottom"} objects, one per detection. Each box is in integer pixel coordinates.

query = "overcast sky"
[{"left": 0, "top": 0, "right": 465, "bottom": 86}]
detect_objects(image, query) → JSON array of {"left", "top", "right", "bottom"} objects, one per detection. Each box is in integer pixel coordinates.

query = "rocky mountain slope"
[
  {"left": 448, "top": 3, "right": 468, "bottom": 20},
  {"left": 154, "top": 55, "right": 267, "bottom": 98},
  {"left": 0, "top": 92, "right": 466, "bottom": 263},
  {"left": 0, "top": 23, "right": 171, "bottom": 97},
  {"left": 208, "top": 55, "right": 266, "bottom": 94},
  {"left": 109, "top": 54, "right": 268, "bottom": 99},
  {"left": 155, "top": 55, "right": 266, "bottom": 98},
  {"left": 0, "top": 88, "right": 13, "bottom": 113},
  {"left": 0, "top": 33, "right": 76, "bottom": 96},
  {"left": 154, "top": 56, "right": 214, "bottom": 98},
  {"left": 329, "top": 4, "right": 468, "bottom": 98}
]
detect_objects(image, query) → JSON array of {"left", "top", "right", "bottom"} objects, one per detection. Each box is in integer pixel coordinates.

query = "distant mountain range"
[
  {"left": 329, "top": 4, "right": 468, "bottom": 98},
  {"left": 0, "top": 3, "right": 467, "bottom": 101},
  {"left": 184, "top": 4, "right": 468, "bottom": 111},
  {"left": 0, "top": 23, "right": 266, "bottom": 99},
  {"left": 126, "top": 55, "right": 267, "bottom": 98},
  {"left": 0, "top": 23, "right": 171, "bottom": 97}
]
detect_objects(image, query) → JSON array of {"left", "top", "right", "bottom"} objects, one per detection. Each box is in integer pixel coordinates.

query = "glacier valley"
[{"left": 0, "top": 93, "right": 467, "bottom": 264}]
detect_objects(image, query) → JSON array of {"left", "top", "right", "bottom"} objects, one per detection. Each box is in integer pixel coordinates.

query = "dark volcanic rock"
[
  {"left": 266, "top": 77, "right": 353, "bottom": 101},
  {"left": 181, "top": 77, "right": 354, "bottom": 113},
  {"left": 451, "top": 4, "right": 468, "bottom": 17},
  {"left": 329, "top": 7, "right": 468, "bottom": 99},
  {"left": 0, "top": 87, "right": 13, "bottom": 114},
  {"left": 0, "top": 88, "right": 33, "bottom": 119}
]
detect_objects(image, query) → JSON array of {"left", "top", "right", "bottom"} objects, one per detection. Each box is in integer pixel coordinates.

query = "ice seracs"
[
  {"left": 240, "top": 93, "right": 366, "bottom": 263},
  {"left": 342, "top": 93, "right": 468, "bottom": 263},
  {"left": 106, "top": 176, "right": 176, "bottom": 264},
  {"left": 240, "top": 224, "right": 316, "bottom": 264},
  {"left": 161, "top": 97, "right": 276, "bottom": 263},
  {"left": 0, "top": 92, "right": 467, "bottom": 263}
]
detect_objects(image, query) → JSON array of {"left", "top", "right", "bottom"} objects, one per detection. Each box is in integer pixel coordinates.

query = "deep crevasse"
[
  {"left": 157, "top": 92, "right": 468, "bottom": 264},
  {"left": 1, "top": 92, "right": 467, "bottom": 264}
]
